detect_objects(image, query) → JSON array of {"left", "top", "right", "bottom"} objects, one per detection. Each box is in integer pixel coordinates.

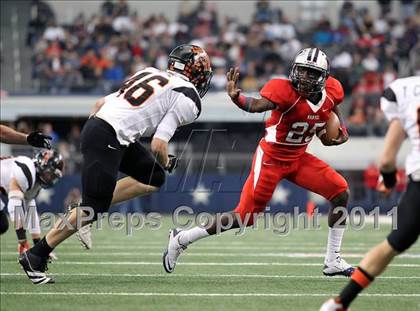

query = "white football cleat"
[
  {"left": 323, "top": 257, "right": 354, "bottom": 277},
  {"left": 320, "top": 298, "right": 347, "bottom": 311},
  {"left": 76, "top": 224, "right": 92, "bottom": 250},
  {"left": 162, "top": 228, "right": 187, "bottom": 273}
]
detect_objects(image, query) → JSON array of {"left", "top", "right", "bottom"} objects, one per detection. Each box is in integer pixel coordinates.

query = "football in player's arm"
[{"left": 226, "top": 67, "right": 348, "bottom": 146}]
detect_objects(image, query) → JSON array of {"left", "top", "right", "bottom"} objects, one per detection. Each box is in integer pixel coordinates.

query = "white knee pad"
[
  {"left": 27, "top": 209, "right": 41, "bottom": 234},
  {"left": 7, "top": 190, "right": 24, "bottom": 224}
]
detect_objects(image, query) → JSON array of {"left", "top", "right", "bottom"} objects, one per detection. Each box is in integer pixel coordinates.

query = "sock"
[
  {"left": 325, "top": 227, "right": 345, "bottom": 262},
  {"left": 16, "top": 228, "right": 27, "bottom": 243},
  {"left": 32, "top": 238, "right": 40, "bottom": 245},
  {"left": 178, "top": 227, "right": 209, "bottom": 246},
  {"left": 30, "top": 237, "right": 54, "bottom": 258},
  {"left": 339, "top": 267, "right": 374, "bottom": 308}
]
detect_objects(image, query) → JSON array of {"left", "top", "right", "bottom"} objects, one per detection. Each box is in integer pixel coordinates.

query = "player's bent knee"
[
  {"left": 330, "top": 188, "right": 350, "bottom": 206},
  {"left": 150, "top": 167, "right": 165, "bottom": 188},
  {"left": 83, "top": 161, "right": 117, "bottom": 197},
  {"left": 81, "top": 196, "right": 112, "bottom": 221},
  {"left": 387, "top": 228, "right": 419, "bottom": 253}
]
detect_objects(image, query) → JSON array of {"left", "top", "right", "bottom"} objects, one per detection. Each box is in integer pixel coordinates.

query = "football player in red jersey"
[{"left": 164, "top": 48, "right": 354, "bottom": 277}]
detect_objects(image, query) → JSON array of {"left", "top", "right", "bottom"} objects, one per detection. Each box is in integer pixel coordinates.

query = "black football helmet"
[
  {"left": 34, "top": 150, "right": 64, "bottom": 188},
  {"left": 167, "top": 44, "right": 213, "bottom": 98}
]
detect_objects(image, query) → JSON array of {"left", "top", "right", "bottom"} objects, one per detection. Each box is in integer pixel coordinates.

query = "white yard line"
[
  {"left": 3, "top": 245, "right": 419, "bottom": 252},
  {"left": 1, "top": 272, "right": 419, "bottom": 280},
  {"left": 76, "top": 242, "right": 412, "bottom": 248},
  {"left": 21, "top": 261, "right": 418, "bottom": 267},
  {"left": 1, "top": 292, "right": 419, "bottom": 298},
  {"left": 2, "top": 252, "right": 420, "bottom": 258}
]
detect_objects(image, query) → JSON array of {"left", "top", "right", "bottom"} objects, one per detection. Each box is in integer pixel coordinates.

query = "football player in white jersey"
[
  {"left": 0, "top": 150, "right": 63, "bottom": 263},
  {"left": 0, "top": 125, "right": 52, "bottom": 234},
  {"left": 321, "top": 76, "right": 420, "bottom": 310},
  {"left": 18, "top": 44, "right": 212, "bottom": 284}
]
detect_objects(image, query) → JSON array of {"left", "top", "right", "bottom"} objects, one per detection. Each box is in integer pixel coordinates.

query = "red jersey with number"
[{"left": 259, "top": 76, "right": 344, "bottom": 161}]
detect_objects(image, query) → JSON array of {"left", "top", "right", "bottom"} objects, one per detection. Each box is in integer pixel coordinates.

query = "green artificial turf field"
[{"left": 1, "top": 216, "right": 419, "bottom": 311}]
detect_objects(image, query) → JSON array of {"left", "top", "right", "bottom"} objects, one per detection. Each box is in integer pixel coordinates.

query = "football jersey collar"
[
  {"left": 167, "top": 70, "right": 190, "bottom": 82},
  {"left": 305, "top": 88, "right": 327, "bottom": 113}
]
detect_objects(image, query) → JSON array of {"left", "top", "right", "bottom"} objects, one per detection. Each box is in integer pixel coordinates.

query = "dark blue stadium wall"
[{"left": 34, "top": 174, "right": 398, "bottom": 215}]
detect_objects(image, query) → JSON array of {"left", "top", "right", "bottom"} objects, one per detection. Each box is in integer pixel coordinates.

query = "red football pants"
[{"left": 234, "top": 146, "right": 348, "bottom": 225}]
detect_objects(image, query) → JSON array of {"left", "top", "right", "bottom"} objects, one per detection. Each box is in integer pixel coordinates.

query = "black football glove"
[
  {"left": 27, "top": 131, "right": 52, "bottom": 149},
  {"left": 165, "top": 154, "right": 178, "bottom": 174}
]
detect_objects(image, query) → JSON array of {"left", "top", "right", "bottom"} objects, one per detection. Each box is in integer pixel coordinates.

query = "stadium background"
[{"left": 1, "top": 0, "right": 419, "bottom": 215}]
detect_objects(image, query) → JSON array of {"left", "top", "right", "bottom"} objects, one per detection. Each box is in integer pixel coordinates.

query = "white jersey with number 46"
[
  {"left": 380, "top": 76, "right": 420, "bottom": 176},
  {"left": 96, "top": 67, "right": 201, "bottom": 145}
]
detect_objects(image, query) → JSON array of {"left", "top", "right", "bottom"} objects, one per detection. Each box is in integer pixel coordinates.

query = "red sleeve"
[
  {"left": 260, "top": 79, "right": 294, "bottom": 111},
  {"left": 326, "top": 76, "right": 344, "bottom": 105}
]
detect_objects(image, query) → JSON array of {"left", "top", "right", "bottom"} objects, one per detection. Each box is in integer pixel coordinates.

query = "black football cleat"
[{"left": 18, "top": 251, "right": 55, "bottom": 284}]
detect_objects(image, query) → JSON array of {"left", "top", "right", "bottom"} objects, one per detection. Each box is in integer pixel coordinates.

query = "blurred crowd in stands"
[{"left": 26, "top": 0, "right": 419, "bottom": 137}]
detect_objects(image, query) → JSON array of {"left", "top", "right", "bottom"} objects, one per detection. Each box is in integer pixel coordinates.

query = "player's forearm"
[
  {"left": 379, "top": 119, "right": 405, "bottom": 171},
  {"left": 151, "top": 138, "right": 169, "bottom": 168},
  {"left": 379, "top": 119, "right": 406, "bottom": 188},
  {"left": 0, "top": 125, "right": 28, "bottom": 145},
  {"left": 232, "top": 95, "right": 274, "bottom": 113},
  {"left": 232, "top": 95, "right": 254, "bottom": 112}
]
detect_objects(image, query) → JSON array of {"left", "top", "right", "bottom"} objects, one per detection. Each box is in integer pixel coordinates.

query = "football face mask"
[
  {"left": 34, "top": 150, "right": 64, "bottom": 188},
  {"left": 292, "top": 65, "right": 327, "bottom": 96},
  {"left": 289, "top": 47, "right": 330, "bottom": 97}
]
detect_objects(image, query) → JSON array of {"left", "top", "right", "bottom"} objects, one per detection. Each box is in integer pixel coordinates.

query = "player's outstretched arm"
[
  {"left": 226, "top": 68, "right": 275, "bottom": 113},
  {"left": 0, "top": 124, "right": 51, "bottom": 148},
  {"left": 0, "top": 125, "right": 28, "bottom": 145}
]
